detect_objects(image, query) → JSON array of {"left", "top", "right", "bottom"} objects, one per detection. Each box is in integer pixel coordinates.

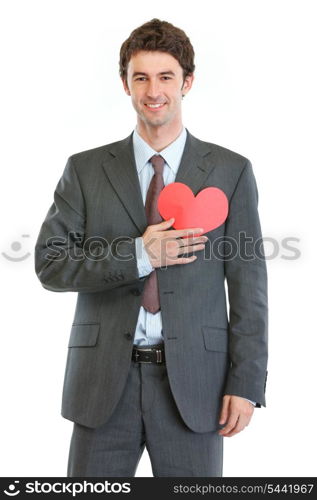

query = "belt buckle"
[
  {"left": 134, "top": 346, "right": 163, "bottom": 364},
  {"left": 134, "top": 347, "right": 153, "bottom": 364}
]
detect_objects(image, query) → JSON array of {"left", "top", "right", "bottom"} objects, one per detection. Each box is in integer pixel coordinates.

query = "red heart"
[{"left": 157, "top": 182, "right": 228, "bottom": 235}]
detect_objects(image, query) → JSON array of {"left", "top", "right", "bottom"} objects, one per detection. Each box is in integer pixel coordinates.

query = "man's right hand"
[{"left": 141, "top": 218, "right": 208, "bottom": 269}]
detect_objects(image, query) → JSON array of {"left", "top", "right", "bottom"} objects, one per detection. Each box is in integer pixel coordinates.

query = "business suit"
[{"left": 34, "top": 129, "right": 268, "bottom": 474}]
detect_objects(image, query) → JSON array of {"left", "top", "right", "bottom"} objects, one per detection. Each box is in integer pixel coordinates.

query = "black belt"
[{"left": 132, "top": 344, "right": 165, "bottom": 364}]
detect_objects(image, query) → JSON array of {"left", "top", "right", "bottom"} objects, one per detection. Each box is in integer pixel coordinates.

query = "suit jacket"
[{"left": 34, "top": 129, "right": 268, "bottom": 433}]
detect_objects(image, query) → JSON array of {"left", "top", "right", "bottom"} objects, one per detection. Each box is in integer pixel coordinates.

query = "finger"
[
  {"left": 170, "top": 255, "right": 197, "bottom": 265},
  {"left": 221, "top": 412, "right": 251, "bottom": 437},
  {"left": 168, "top": 227, "right": 204, "bottom": 239},
  {"left": 225, "top": 424, "right": 246, "bottom": 437},
  {"left": 218, "top": 413, "right": 239, "bottom": 435},
  {"left": 225, "top": 417, "right": 247, "bottom": 437},
  {"left": 178, "top": 243, "right": 205, "bottom": 255},
  {"left": 219, "top": 422, "right": 240, "bottom": 436},
  {"left": 219, "top": 397, "right": 230, "bottom": 425},
  {"left": 178, "top": 235, "right": 208, "bottom": 247},
  {"left": 157, "top": 218, "right": 175, "bottom": 229}
]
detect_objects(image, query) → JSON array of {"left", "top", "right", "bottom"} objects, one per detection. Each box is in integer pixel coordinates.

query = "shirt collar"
[{"left": 132, "top": 126, "right": 187, "bottom": 175}]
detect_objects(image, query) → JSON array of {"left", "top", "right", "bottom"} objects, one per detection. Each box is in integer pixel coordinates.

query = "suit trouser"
[{"left": 67, "top": 359, "right": 223, "bottom": 477}]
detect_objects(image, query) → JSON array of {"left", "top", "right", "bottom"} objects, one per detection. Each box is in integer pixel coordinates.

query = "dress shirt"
[{"left": 133, "top": 125, "right": 187, "bottom": 346}]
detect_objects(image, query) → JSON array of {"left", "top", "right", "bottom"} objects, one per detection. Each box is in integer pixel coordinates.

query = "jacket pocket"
[
  {"left": 202, "top": 326, "right": 228, "bottom": 352},
  {"left": 68, "top": 323, "right": 100, "bottom": 347}
]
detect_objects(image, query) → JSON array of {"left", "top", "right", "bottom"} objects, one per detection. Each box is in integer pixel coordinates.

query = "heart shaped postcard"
[{"left": 157, "top": 182, "right": 229, "bottom": 236}]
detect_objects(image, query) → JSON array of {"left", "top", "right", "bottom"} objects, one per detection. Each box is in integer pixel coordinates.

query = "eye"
[
  {"left": 135, "top": 77, "right": 147, "bottom": 81},
  {"left": 161, "top": 76, "right": 172, "bottom": 80}
]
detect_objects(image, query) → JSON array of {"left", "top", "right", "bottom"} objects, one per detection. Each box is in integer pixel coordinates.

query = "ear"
[
  {"left": 181, "top": 73, "right": 194, "bottom": 96},
  {"left": 121, "top": 77, "right": 131, "bottom": 96}
]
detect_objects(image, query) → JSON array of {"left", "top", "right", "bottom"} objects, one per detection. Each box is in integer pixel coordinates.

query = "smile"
[{"left": 144, "top": 103, "right": 166, "bottom": 110}]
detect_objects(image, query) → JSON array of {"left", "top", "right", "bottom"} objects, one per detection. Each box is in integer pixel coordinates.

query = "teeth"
[{"left": 146, "top": 103, "right": 164, "bottom": 108}]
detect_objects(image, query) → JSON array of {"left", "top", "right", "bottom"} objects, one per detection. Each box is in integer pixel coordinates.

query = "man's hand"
[
  {"left": 142, "top": 217, "right": 208, "bottom": 268},
  {"left": 218, "top": 395, "right": 254, "bottom": 437}
]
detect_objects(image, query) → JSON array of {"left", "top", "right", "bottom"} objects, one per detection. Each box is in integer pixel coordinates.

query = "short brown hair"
[{"left": 119, "top": 18, "right": 195, "bottom": 83}]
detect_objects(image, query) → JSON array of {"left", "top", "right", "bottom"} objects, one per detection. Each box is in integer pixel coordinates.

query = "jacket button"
[
  {"left": 124, "top": 332, "right": 133, "bottom": 340},
  {"left": 131, "top": 288, "right": 141, "bottom": 296}
]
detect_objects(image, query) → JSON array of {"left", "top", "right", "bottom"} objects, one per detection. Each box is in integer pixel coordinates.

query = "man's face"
[{"left": 122, "top": 50, "right": 193, "bottom": 129}]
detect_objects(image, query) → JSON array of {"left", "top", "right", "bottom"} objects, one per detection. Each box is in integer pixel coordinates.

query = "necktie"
[{"left": 141, "top": 154, "right": 165, "bottom": 313}]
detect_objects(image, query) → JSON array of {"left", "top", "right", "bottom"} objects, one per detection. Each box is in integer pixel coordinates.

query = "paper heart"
[{"left": 157, "top": 182, "right": 228, "bottom": 235}]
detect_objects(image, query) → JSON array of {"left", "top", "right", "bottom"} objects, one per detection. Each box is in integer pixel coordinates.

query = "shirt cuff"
[
  {"left": 135, "top": 237, "right": 155, "bottom": 278},
  {"left": 244, "top": 398, "right": 256, "bottom": 406}
]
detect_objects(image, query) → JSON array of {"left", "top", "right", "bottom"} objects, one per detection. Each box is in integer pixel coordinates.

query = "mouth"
[{"left": 144, "top": 103, "right": 166, "bottom": 111}]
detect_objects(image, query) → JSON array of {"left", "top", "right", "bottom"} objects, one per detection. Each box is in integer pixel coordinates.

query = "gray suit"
[{"left": 35, "top": 130, "right": 268, "bottom": 439}]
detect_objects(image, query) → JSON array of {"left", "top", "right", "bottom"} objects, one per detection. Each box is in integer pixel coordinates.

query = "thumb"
[
  {"left": 219, "top": 396, "right": 230, "bottom": 424},
  {"left": 159, "top": 217, "right": 175, "bottom": 228}
]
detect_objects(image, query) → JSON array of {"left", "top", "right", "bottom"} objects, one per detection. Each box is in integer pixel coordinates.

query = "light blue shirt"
[{"left": 133, "top": 126, "right": 187, "bottom": 347}]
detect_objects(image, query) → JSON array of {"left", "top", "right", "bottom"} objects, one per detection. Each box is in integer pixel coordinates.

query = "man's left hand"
[{"left": 218, "top": 395, "right": 254, "bottom": 437}]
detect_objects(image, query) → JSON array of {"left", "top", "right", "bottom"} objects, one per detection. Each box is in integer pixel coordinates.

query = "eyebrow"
[{"left": 132, "top": 71, "right": 176, "bottom": 77}]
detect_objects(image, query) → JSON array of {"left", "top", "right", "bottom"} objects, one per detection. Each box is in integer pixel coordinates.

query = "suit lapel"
[
  {"left": 102, "top": 129, "right": 217, "bottom": 234},
  {"left": 175, "top": 129, "right": 217, "bottom": 194},
  {"left": 102, "top": 133, "right": 148, "bottom": 234}
]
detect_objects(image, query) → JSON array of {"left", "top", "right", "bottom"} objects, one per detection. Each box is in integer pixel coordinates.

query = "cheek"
[
  {"left": 131, "top": 95, "right": 144, "bottom": 111},
  {"left": 169, "top": 92, "right": 182, "bottom": 106},
  {"left": 131, "top": 89, "right": 143, "bottom": 102},
  {"left": 169, "top": 86, "right": 182, "bottom": 100}
]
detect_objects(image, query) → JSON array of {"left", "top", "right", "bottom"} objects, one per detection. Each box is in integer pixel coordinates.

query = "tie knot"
[{"left": 149, "top": 154, "right": 165, "bottom": 175}]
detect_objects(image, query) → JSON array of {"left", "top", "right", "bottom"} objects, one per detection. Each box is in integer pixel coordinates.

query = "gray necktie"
[{"left": 141, "top": 154, "right": 165, "bottom": 313}]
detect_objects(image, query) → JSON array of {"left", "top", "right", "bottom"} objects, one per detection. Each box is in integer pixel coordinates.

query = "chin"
[
  {"left": 144, "top": 114, "right": 172, "bottom": 127},
  {"left": 147, "top": 119, "right": 167, "bottom": 127}
]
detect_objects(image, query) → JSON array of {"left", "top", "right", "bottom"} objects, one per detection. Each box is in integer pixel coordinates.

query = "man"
[{"left": 35, "top": 19, "right": 268, "bottom": 477}]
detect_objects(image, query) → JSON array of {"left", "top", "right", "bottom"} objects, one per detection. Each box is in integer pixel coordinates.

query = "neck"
[{"left": 136, "top": 119, "right": 183, "bottom": 152}]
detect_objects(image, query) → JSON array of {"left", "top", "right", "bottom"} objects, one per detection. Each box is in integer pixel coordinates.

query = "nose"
[{"left": 146, "top": 79, "right": 161, "bottom": 100}]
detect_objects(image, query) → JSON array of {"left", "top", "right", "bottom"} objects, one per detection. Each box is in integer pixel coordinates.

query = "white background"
[{"left": 1, "top": 0, "right": 316, "bottom": 477}]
